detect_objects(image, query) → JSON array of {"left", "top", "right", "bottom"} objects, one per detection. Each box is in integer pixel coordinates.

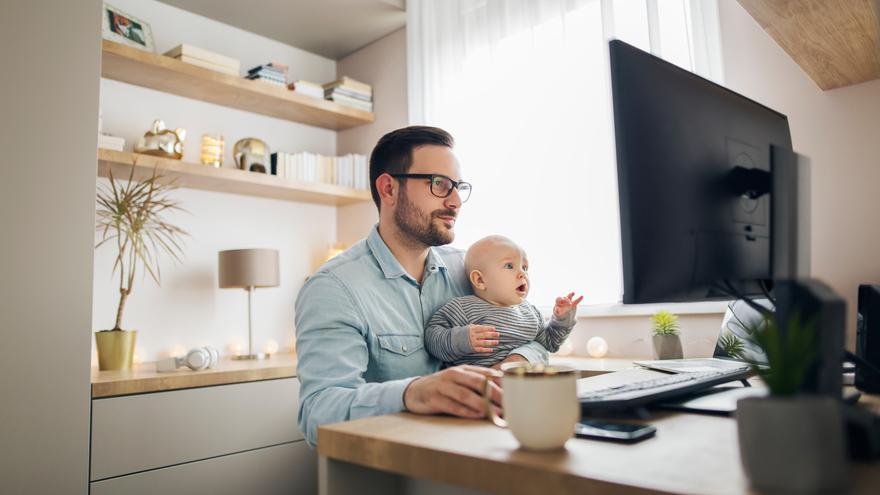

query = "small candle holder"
[{"left": 200, "top": 134, "right": 224, "bottom": 168}]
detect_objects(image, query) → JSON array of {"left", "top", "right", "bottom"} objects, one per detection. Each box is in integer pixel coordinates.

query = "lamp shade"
[{"left": 218, "top": 249, "right": 280, "bottom": 288}]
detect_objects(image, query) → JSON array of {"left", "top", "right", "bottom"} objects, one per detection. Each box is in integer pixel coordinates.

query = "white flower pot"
[
  {"left": 652, "top": 334, "right": 683, "bottom": 359},
  {"left": 737, "top": 396, "right": 849, "bottom": 494}
]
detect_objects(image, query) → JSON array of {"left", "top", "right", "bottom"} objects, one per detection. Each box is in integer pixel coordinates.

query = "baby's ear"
[{"left": 469, "top": 269, "right": 486, "bottom": 290}]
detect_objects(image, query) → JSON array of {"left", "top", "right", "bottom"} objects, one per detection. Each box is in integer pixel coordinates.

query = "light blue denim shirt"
[{"left": 294, "top": 225, "right": 549, "bottom": 446}]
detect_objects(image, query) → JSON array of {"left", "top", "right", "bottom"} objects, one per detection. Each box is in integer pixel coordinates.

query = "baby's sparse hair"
[{"left": 464, "top": 235, "right": 522, "bottom": 275}]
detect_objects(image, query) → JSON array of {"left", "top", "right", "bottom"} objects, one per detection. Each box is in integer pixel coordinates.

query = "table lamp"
[{"left": 219, "top": 248, "right": 280, "bottom": 360}]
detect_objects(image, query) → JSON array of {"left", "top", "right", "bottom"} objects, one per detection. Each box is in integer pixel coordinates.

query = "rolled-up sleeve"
[
  {"left": 295, "top": 272, "right": 416, "bottom": 447},
  {"left": 510, "top": 340, "right": 549, "bottom": 364}
]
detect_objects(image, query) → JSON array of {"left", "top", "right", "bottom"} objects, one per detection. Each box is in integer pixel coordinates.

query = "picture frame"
[{"left": 102, "top": 3, "right": 155, "bottom": 52}]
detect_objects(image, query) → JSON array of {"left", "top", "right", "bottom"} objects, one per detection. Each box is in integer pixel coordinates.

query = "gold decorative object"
[
  {"left": 233, "top": 137, "right": 270, "bottom": 173},
  {"left": 134, "top": 119, "right": 186, "bottom": 159},
  {"left": 200, "top": 134, "right": 224, "bottom": 167},
  {"left": 95, "top": 329, "right": 138, "bottom": 371}
]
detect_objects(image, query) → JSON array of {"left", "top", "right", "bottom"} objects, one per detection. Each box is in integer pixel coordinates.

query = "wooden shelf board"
[
  {"left": 91, "top": 353, "right": 297, "bottom": 398},
  {"left": 738, "top": 0, "right": 880, "bottom": 90},
  {"left": 101, "top": 40, "right": 374, "bottom": 130},
  {"left": 98, "top": 149, "right": 372, "bottom": 206}
]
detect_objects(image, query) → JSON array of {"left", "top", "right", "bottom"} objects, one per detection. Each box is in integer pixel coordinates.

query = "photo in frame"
[{"left": 102, "top": 3, "right": 155, "bottom": 52}]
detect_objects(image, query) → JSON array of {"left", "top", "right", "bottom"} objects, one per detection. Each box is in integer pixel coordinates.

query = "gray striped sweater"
[{"left": 425, "top": 295, "right": 576, "bottom": 366}]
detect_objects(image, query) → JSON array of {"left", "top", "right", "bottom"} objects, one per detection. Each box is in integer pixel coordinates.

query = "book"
[
  {"left": 164, "top": 44, "right": 240, "bottom": 71},
  {"left": 325, "top": 87, "right": 372, "bottom": 102},
  {"left": 174, "top": 55, "right": 239, "bottom": 76},
  {"left": 292, "top": 80, "right": 324, "bottom": 99},
  {"left": 323, "top": 76, "right": 372, "bottom": 95},
  {"left": 327, "top": 93, "right": 373, "bottom": 112},
  {"left": 245, "top": 71, "right": 286, "bottom": 83},
  {"left": 98, "top": 134, "right": 125, "bottom": 151}
]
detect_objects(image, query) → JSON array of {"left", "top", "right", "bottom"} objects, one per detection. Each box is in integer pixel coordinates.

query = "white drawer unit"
[
  {"left": 90, "top": 440, "right": 316, "bottom": 495},
  {"left": 90, "top": 376, "right": 313, "bottom": 491}
]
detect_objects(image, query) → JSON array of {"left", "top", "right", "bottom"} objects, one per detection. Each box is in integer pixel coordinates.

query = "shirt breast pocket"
[{"left": 375, "top": 334, "right": 429, "bottom": 379}]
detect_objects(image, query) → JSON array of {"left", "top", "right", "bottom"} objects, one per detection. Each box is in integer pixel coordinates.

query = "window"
[{"left": 408, "top": 0, "right": 722, "bottom": 306}]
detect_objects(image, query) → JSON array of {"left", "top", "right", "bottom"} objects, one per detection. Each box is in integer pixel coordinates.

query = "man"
[{"left": 295, "top": 126, "right": 548, "bottom": 446}]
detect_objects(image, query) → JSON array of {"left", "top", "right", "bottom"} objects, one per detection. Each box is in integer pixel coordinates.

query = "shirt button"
[{"left": 402, "top": 345, "right": 408, "bottom": 352}]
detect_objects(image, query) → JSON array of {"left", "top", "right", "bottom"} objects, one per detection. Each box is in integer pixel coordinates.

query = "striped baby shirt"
[{"left": 425, "top": 295, "right": 576, "bottom": 367}]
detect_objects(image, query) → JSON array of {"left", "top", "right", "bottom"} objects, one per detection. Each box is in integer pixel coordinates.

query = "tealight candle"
[{"left": 586, "top": 336, "right": 609, "bottom": 358}]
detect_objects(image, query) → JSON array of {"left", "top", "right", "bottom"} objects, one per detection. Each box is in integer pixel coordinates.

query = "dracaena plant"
[{"left": 95, "top": 163, "right": 188, "bottom": 331}]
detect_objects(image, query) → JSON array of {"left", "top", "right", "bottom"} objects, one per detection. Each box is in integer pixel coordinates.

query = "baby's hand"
[
  {"left": 469, "top": 324, "right": 500, "bottom": 353},
  {"left": 554, "top": 292, "right": 584, "bottom": 317}
]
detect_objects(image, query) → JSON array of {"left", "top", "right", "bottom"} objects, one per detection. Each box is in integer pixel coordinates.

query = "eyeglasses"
[{"left": 390, "top": 173, "right": 472, "bottom": 203}]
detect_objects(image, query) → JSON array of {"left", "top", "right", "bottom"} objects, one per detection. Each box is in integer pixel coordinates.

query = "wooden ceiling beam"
[{"left": 737, "top": 0, "right": 880, "bottom": 90}]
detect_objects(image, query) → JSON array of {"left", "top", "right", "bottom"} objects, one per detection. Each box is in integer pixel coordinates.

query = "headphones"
[{"left": 155, "top": 345, "right": 220, "bottom": 372}]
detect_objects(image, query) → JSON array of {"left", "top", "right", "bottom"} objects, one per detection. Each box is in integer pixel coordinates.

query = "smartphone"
[{"left": 574, "top": 419, "right": 656, "bottom": 443}]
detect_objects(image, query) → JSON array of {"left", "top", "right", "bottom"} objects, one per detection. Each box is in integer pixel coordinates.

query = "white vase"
[{"left": 737, "top": 396, "right": 849, "bottom": 494}]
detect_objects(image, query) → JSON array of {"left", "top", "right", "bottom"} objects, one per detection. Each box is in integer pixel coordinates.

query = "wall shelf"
[
  {"left": 101, "top": 40, "right": 374, "bottom": 130},
  {"left": 98, "top": 149, "right": 372, "bottom": 206}
]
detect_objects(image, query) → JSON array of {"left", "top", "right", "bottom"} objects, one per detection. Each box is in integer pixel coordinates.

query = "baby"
[{"left": 425, "top": 235, "right": 583, "bottom": 367}]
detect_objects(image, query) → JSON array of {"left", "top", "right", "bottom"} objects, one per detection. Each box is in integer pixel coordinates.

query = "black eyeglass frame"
[{"left": 389, "top": 173, "right": 472, "bottom": 202}]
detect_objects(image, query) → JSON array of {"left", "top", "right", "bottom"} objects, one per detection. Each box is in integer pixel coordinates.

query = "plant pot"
[
  {"left": 651, "top": 334, "right": 683, "bottom": 359},
  {"left": 95, "top": 329, "right": 137, "bottom": 371},
  {"left": 737, "top": 396, "right": 849, "bottom": 494}
]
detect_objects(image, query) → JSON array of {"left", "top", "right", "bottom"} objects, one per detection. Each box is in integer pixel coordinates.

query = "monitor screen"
[{"left": 610, "top": 40, "right": 793, "bottom": 304}]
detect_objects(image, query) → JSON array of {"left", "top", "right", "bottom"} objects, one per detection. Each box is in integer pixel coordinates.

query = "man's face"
[{"left": 393, "top": 145, "right": 463, "bottom": 247}]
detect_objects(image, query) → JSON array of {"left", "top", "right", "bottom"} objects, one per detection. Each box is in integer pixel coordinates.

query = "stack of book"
[
  {"left": 271, "top": 151, "right": 369, "bottom": 190},
  {"left": 164, "top": 44, "right": 240, "bottom": 76},
  {"left": 323, "top": 77, "right": 373, "bottom": 112},
  {"left": 246, "top": 62, "right": 288, "bottom": 87},
  {"left": 98, "top": 134, "right": 125, "bottom": 151},
  {"left": 291, "top": 80, "right": 324, "bottom": 99}
]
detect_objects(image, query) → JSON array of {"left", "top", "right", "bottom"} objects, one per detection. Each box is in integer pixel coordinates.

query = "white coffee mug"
[{"left": 484, "top": 363, "right": 580, "bottom": 450}]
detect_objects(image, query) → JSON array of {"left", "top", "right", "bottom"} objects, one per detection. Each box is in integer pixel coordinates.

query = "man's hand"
[
  {"left": 553, "top": 292, "right": 584, "bottom": 318},
  {"left": 491, "top": 353, "right": 528, "bottom": 370},
  {"left": 469, "top": 324, "right": 499, "bottom": 353},
  {"left": 403, "top": 365, "right": 503, "bottom": 418}
]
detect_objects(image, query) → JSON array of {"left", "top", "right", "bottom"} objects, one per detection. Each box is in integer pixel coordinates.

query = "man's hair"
[{"left": 369, "top": 126, "right": 454, "bottom": 210}]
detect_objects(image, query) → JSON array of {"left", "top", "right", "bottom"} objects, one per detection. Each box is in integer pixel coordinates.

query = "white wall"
[
  {"left": 94, "top": 0, "right": 342, "bottom": 361},
  {"left": 1, "top": 0, "right": 101, "bottom": 491},
  {"left": 719, "top": 2, "right": 880, "bottom": 349},
  {"left": 336, "top": 28, "right": 409, "bottom": 246}
]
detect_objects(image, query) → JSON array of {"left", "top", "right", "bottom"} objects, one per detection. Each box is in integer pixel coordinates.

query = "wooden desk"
[{"left": 317, "top": 370, "right": 880, "bottom": 495}]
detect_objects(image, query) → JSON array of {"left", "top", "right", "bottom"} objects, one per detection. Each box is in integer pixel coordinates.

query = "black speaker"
[{"left": 856, "top": 284, "right": 880, "bottom": 393}]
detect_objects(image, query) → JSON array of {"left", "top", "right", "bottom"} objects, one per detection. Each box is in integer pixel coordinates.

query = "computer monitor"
[
  {"left": 610, "top": 40, "right": 845, "bottom": 400},
  {"left": 610, "top": 39, "right": 794, "bottom": 304},
  {"left": 856, "top": 284, "right": 880, "bottom": 392}
]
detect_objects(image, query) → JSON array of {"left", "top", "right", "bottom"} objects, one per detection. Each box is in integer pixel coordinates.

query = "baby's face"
[{"left": 477, "top": 244, "right": 530, "bottom": 306}]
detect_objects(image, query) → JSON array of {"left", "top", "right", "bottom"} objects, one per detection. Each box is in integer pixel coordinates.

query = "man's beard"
[{"left": 394, "top": 187, "right": 455, "bottom": 247}]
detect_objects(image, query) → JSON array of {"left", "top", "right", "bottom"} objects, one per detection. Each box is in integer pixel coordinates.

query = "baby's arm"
[
  {"left": 425, "top": 299, "right": 496, "bottom": 362},
  {"left": 533, "top": 293, "right": 581, "bottom": 352}
]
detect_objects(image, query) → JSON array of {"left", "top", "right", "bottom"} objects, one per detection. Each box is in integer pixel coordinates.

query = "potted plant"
[
  {"left": 94, "top": 164, "right": 187, "bottom": 370},
  {"left": 736, "top": 313, "right": 849, "bottom": 493},
  {"left": 650, "top": 310, "right": 683, "bottom": 359}
]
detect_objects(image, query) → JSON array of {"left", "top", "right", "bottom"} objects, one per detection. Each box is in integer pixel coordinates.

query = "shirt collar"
[{"left": 367, "top": 224, "right": 449, "bottom": 280}]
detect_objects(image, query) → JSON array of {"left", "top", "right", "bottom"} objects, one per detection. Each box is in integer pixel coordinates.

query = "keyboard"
[{"left": 578, "top": 367, "right": 753, "bottom": 412}]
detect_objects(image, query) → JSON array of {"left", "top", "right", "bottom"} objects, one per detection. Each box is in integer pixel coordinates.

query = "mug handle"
[{"left": 483, "top": 377, "right": 507, "bottom": 428}]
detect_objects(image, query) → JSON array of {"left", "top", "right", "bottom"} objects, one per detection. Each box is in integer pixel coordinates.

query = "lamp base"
[{"left": 233, "top": 353, "right": 270, "bottom": 361}]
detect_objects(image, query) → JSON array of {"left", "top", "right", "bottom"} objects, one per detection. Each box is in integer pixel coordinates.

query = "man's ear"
[
  {"left": 375, "top": 173, "right": 397, "bottom": 207},
  {"left": 470, "top": 269, "right": 486, "bottom": 291}
]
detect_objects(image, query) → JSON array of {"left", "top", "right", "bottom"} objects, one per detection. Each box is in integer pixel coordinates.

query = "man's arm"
[
  {"left": 295, "top": 273, "right": 415, "bottom": 447},
  {"left": 507, "top": 340, "right": 549, "bottom": 364}
]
